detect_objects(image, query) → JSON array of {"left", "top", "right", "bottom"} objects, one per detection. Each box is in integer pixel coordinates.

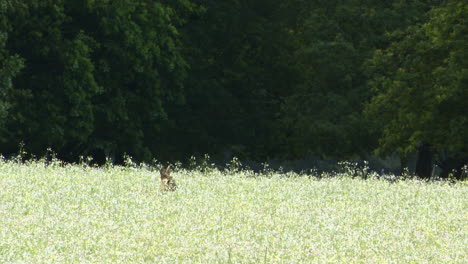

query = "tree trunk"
[
  {"left": 400, "top": 154, "right": 408, "bottom": 176},
  {"left": 415, "top": 143, "right": 433, "bottom": 179}
]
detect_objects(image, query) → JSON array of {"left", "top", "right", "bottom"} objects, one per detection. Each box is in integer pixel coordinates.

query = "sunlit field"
[{"left": 0, "top": 159, "right": 466, "bottom": 263}]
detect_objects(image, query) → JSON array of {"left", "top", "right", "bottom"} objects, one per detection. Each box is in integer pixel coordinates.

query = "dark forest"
[{"left": 0, "top": 0, "right": 466, "bottom": 178}]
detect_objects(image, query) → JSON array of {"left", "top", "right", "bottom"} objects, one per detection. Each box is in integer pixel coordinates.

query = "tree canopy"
[
  {"left": 365, "top": 0, "right": 467, "bottom": 177},
  {"left": 0, "top": 0, "right": 466, "bottom": 177}
]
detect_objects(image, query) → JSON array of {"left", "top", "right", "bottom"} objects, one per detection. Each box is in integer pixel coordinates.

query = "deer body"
[{"left": 160, "top": 165, "right": 177, "bottom": 192}]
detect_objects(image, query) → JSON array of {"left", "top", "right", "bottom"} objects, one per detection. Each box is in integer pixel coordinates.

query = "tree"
[
  {"left": 1, "top": 0, "right": 194, "bottom": 162},
  {"left": 75, "top": 0, "right": 194, "bottom": 162},
  {"left": 0, "top": 0, "right": 23, "bottom": 137},
  {"left": 278, "top": 0, "right": 399, "bottom": 159},
  {"left": 278, "top": 0, "right": 442, "bottom": 160},
  {"left": 365, "top": 0, "right": 467, "bottom": 178},
  {"left": 3, "top": 0, "right": 101, "bottom": 158},
  {"left": 176, "top": 0, "right": 305, "bottom": 161}
]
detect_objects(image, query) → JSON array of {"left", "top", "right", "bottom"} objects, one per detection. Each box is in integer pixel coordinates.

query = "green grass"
[{"left": 0, "top": 160, "right": 466, "bottom": 263}]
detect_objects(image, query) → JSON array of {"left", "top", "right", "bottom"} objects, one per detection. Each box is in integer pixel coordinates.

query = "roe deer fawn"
[{"left": 160, "top": 164, "right": 177, "bottom": 192}]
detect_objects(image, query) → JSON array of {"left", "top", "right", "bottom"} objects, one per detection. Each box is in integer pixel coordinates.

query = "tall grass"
[{"left": 0, "top": 159, "right": 466, "bottom": 263}]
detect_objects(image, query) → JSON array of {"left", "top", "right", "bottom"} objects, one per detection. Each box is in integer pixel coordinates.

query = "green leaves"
[
  {"left": 365, "top": 0, "right": 467, "bottom": 164},
  {"left": 278, "top": 1, "right": 385, "bottom": 159},
  {"left": 0, "top": 0, "right": 464, "bottom": 167},
  {"left": 0, "top": 0, "right": 193, "bottom": 161},
  {"left": 0, "top": 32, "right": 23, "bottom": 126}
]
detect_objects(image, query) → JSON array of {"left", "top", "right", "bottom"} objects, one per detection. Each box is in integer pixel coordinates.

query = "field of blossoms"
[{"left": 0, "top": 159, "right": 466, "bottom": 263}]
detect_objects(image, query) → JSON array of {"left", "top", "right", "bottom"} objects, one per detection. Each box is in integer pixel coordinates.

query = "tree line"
[{"left": 0, "top": 0, "right": 466, "bottom": 178}]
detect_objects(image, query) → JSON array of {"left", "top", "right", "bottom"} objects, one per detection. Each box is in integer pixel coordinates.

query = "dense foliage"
[
  {"left": 365, "top": 0, "right": 467, "bottom": 177},
  {"left": 0, "top": 0, "right": 466, "bottom": 177}
]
